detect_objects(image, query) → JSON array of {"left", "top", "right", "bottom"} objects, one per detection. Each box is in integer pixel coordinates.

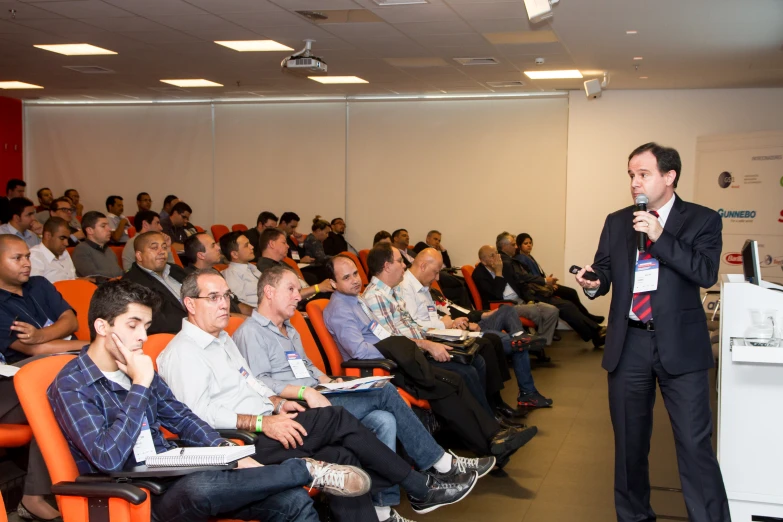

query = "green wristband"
[
  {"left": 255, "top": 415, "right": 263, "bottom": 433},
  {"left": 298, "top": 386, "right": 307, "bottom": 400}
]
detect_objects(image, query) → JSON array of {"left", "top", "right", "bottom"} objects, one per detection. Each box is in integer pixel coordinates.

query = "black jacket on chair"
[
  {"left": 589, "top": 194, "right": 721, "bottom": 375},
  {"left": 122, "top": 263, "right": 188, "bottom": 335}
]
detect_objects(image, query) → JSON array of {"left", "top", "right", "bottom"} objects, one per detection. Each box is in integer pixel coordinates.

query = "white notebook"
[{"left": 146, "top": 446, "right": 255, "bottom": 468}]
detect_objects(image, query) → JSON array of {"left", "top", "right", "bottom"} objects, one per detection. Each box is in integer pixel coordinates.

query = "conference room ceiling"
[{"left": 0, "top": 0, "right": 781, "bottom": 101}]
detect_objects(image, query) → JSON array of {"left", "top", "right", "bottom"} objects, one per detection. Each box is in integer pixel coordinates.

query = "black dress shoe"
[
  {"left": 495, "top": 414, "right": 527, "bottom": 429},
  {"left": 589, "top": 315, "right": 605, "bottom": 324},
  {"left": 490, "top": 425, "right": 538, "bottom": 455},
  {"left": 552, "top": 332, "right": 561, "bottom": 341},
  {"left": 592, "top": 331, "right": 606, "bottom": 348},
  {"left": 495, "top": 403, "right": 528, "bottom": 419},
  {"left": 408, "top": 470, "right": 477, "bottom": 514}
]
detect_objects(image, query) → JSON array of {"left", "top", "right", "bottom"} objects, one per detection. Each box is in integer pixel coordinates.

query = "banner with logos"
[{"left": 695, "top": 131, "right": 783, "bottom": 294}]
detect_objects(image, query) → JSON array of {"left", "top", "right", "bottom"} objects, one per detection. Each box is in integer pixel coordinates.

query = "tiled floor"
[
  {"left": 393, "top": 330, "right": 716, "bottom": 522},
  {"left": 6, "top": 331, "right": 716, "bottom": 522}
]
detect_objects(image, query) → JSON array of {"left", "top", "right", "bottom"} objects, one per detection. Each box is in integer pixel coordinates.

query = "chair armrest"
[
  {"left": 52, "top": 481, "right": 147, "bottom": 505},
  {"left": 217, "top": 429, "right": 257, "bottom": 445},
  {"left": 76, "top": 474, "right": 168, "bottom": 496},
  {"left": 341, "top": 359, "right": 397, "bottom": 371}
]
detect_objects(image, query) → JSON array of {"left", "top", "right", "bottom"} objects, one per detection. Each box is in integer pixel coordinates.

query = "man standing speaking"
[{"left": 574, "top": 143, "right": 730, "bottom": 522}]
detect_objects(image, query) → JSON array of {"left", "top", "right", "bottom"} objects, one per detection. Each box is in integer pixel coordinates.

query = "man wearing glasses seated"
[{"left": 48, "top": 197, "right": 84, "bottom": 246}]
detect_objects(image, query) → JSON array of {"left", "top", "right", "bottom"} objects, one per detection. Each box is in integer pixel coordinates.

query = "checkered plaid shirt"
[
  {"left": 362, "top": 276, "right": 425, "bottom": 340},
  {"left": 48, "top": 347, "right": 224, "bottom": 474}
]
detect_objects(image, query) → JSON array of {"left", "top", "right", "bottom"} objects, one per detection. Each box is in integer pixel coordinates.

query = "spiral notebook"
[{"left": 146, "top": 446, "right": 255, "bottom": 468}]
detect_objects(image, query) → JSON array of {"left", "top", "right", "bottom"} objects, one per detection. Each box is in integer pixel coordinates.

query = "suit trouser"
[
  {"left": 608, "top": 327, "right": 730, "bottom": 522},
  {"left": 513, "top": 302, "right": 559, "bottom": 345},
  {"left": 553, "top": 284, "right": 596, "bottom": 319},
  {"left": 545, "top": 297, "right": 599, "bottom": 341},
  {"left": 251, "top": 406, "right": 423, "bottom": 522},
  {"left": 0, "top": 366, "right": 51, "bottom": 497}
]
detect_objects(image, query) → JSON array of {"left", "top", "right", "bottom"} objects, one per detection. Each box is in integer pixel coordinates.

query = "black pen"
[{"left": 180, "top": 448, "right": 185, "bottom": 455}]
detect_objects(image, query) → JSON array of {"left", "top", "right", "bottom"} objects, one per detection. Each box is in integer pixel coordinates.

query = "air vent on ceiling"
[
  {"left": 295, "top": 9, "right": 383, "bottom": 23},
  {"left": 63, "top": 65, "right": 115, "bottom": 74},
  {"left": 453, "top": 57, "right": 499, "bottom": 66},
  {"left": 296, "top": 11, "right": 328, "bottom": 21},
  {"left": 372, "top": 0, "right": 428, "bottom": 6},
  {"left": 486, "top": 81, "right": 526, "bottom": 88}
]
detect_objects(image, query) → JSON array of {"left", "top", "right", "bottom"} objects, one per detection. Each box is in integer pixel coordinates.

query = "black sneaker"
[
  {"left": 408, "top": 471, "right": 478, "bottom": 514},
  {"left": 430, "top": 450, "right": 496, "bottom": 480},
  {"left": 490, "top": 425, "right": 538, "bottom": 456},
  {"left": 511, "top": 333, "right": 547, "bottom": 351},
  {"left": 517, "top": 391, "right": 553, "bottom": 409},
  {"left": 382, "top": 508, "right": 416, "bottom": 522}
]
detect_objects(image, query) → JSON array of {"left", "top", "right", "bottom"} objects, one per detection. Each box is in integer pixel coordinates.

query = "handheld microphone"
[{"left": 635, "top": 194, "right": 649, "bottom": 252}]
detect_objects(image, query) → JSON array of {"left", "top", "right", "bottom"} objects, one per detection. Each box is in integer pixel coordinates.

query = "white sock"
[
  {"left": 432, "top": 452, "right": 453, "bottom": 473},
  {"left": 375, "top": 505, "right": 391, "bottom": 520}
]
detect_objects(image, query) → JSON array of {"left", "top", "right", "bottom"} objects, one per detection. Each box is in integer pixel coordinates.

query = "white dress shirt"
[
  {"left": 399, "top": 269, "right": 446, "bottom": 330},
  {"left": 106, "top": 213, "right": 129, "bottom": 243},
  {"left": 157, "top": 319, "right": 275, "bottom": 430},
  {"left": 0, "top": 223, "right": 41, "bottom": 248},
  {"left": 29, "top": 243, "right": 76, "bottom": 283},
  {"left": 223, "top": 262, "right": 261, "bottom": 307}
]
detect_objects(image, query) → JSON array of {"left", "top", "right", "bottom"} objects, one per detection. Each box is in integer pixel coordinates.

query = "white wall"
[{"left": 564, "top": 88, "right": 783, "bottom": 317}]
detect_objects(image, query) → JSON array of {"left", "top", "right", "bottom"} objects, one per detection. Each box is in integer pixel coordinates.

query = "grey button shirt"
[{"left": 233, "top": 310, "right": 325, "bottom": 394}]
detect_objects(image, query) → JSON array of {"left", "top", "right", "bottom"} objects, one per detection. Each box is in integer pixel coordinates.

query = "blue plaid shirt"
[{"left": 48, "top": 347, "right": 224, "bottom": 474}]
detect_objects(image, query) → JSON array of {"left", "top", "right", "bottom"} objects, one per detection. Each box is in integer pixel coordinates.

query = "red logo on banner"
[
  {"left": 779, "top": 210, "right": 783, "bottom": 223},
  {"left": 723, "top": 253, "right": 743, "bottom": 265}
]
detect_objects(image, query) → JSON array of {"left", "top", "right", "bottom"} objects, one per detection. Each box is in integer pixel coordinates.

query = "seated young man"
[
  {"left": 157, "top": 268, "right": 477, "bottom": 520},
  {"left": 233, "top": 264, "right": 494, "bottom": 522},
  {"left": 0, "top": 235, "right": 87, "bottom": 520},
  {"left": 72, "top": 211, "right": 124, "bottom": 280},
  {"left": 399, "top": 249, "right": 552, "bottom": 410},
  {"left": 323, "top": 255, "right": 537, "bottom": 467},
  {"left": 122, "top": 210, "right": 174, "bottom": 271},
  {"left": 48, "top": 279, "right": 366, "bottom": 522},
  {"left": 29, "top": 217, "right": 78, "bottom": 284},
  {"left": 220, "top": 231, "right": 262, "bottom": 308}
]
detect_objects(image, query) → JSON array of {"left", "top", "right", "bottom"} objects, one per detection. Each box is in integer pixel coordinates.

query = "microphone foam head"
[{"left": 635, "top": 194, "right": 648, "bottom": 205}]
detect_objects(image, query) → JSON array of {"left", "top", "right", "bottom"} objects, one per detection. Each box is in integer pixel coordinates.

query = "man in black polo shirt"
[
  {"left": 163, "top": 202, "right": 197, "bottom": 252},
  {"left": 0, "top": 234, "right": 84, "bottom": 520},
  {"left": 323, "top": 217, "right": 358, "bottom": 257},
  {"left": 244, "top": 211, "right": 278, "bottom": 262}
]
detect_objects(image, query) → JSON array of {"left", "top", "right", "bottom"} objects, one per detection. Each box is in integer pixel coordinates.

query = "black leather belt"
[{"left": 628, "top": 319, "right": 655, "bottom": 331}]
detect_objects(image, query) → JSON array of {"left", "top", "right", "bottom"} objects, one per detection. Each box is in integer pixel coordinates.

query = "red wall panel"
[{"left": 0, "top": 96, "right": 23, "bottom": 190}]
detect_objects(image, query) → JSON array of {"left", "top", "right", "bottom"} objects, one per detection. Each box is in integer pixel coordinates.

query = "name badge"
[
  {"left": 238, "top": 366, "right": 249, "bottom": 378},
  {"left": 427, "top": 305, "right": 440, "bottom": 323},
  {"left": 43, "top": 318, "right": 54, "bottom": 328},
  {"left": 633, "top": 259, "right": 659, "bottom": 293},
  {"left": 291, "top": 251, "right": 300, "bottom": 261},
  {"left": 132, "top": 415, "right": 157, "bottom": 464},
  {"left": 285, "top": 351, "right": 311, "bottom": 379},
  {"left": 369, "top": 320, "right": 391, "bottom": 340}
]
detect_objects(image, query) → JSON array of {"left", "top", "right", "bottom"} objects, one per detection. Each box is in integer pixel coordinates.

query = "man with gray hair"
[{"left": 157, "top": 267, "right": 479, "bottom": 521}]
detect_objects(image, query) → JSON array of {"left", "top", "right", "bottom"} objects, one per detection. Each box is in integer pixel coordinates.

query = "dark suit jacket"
[
  {"left": 122, "top": 263, "right": 188, "bottom": 335},
  {"left": 323, "top": 232, "right": 348, "bottom": 257},
  {"left": 590, "top": 194, "right": 721, "bottom": 375},
  {"left": 413, "top": 242, "right": 452, "bottom": 268},
  {"left": 243, "top": 227, "right": 262, "bottom": 262},
  {"left": 471, "top": 262, "right": 520, "bottom": 309}
]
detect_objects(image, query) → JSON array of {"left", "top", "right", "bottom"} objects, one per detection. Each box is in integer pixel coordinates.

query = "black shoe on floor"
[
  {"left": 511, "top": 332, "right": 547, "bottom": 351},
  {"left": 592, "top": 331, "right": 606, "bottom": 349},
  {"left": 408, "top": 470, "right": 478, "bottom": 514},
  {"left": 552, "top": 332, "right": 561, "bottom": 342},
  {"left": 495, "top": 402, "right": 528, "bottom": 419},
  {"left": 589, "top": 314, "right": 605, "bottom": 324},
  {"left": 495, "top": 414, "right": 527, "bottom": 429},
  {"left": 490, "top": 425, "right": 538, "bottom": 456},
  {"left": 517, "top": 391, "right": 553, "bottom": 409}
]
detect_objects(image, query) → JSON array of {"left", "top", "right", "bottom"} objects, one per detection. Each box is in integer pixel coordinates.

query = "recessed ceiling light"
[
  {"left": 160, "top": 79, "right": 223, "bottom": 87},
  {"left": 524, "top": 69, "right": 583, "bottom": 79},
  {"left": 0, "top": 81, "right": 43, "bottom": 89},
  {"left": 626, "top": 30, "right": 638, "bottom": 34},
  {"left": 639, "top": 76, "right": 649, "bottom": 79},
  {"left": 309, "top": 76, "right": 368, "bottom": 84},
  {"left": 214, "top": 40, "right": 293, "bottom": 52},
  {"left": 34, "top": 44, "right": 117, "bottom": 56},
  {"left": 633, "top": 56, "right": 643, "bottom": 60}
]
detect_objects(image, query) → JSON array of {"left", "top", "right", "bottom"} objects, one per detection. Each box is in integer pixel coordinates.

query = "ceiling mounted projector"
[
  {"left": 524, "top": 0, "right": 560, "bottom": 23},
  {"left": 281, "top": 39, "right": 327, "bottom": 76}
]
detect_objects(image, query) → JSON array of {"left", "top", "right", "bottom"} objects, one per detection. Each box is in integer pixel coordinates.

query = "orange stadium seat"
[
  {"left": 211, "top": 225, "right": 229, "bottom": 242},
  {"left": 282, "top": 257, "right": 305, "bottom": 280},
  {"left": 461, "top": 264, "right": 536, "bottom": 329},
  {"left": 339, "top": 251, "right": 368, "bottom": 287},
  {"left": 358, "top": 249, "right": 370, "bottom": 275},
  {"left": 54, "top": 279, "right": 97, "bottom": 341},
  {"left": 231, "top": 224, "right": 248, "bottom": 232}
]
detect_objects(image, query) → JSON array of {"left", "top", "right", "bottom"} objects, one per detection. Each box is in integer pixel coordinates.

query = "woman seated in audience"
[
  {"left": 302, "top": 217, "right": 333, "bottom": 280},
  {"left": 373, "top": 230, "right": 392, "bottom": 246},
  {"left": 516, "top": 232, "right": 604, "bottom": 324}
]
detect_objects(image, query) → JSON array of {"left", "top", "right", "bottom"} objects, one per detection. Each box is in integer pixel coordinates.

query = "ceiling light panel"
[
  {"left": 0, "top": 81, "right": 43, "bottom": 89},
  {"left": 309, "top": 76, "right": 368, "bottom": 84},
  {"left": 214, "top": 40, "right": 293, "bottom": 52},
  {"left": 160, "top": 79, "right": 223, "bottom": 87},
  {"left": 524, "top": 69, "right": 583, "bottom": 79},
  {"left": 34, "top": 44, "right": 117, "bottom": 56}
]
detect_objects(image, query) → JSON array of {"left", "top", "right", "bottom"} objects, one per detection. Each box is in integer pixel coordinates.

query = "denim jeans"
[
  {"left": 151, "top": 458, "right": 317, "bottom": 522},
  {"left": 431, "top": 355, "right": 493, "bottom": 415},
  {"left": 480, "top": 305, "right": 537, "bottom": 395},
  {"left": 329, "top": 382, "right": 446, "bottom": 506}
]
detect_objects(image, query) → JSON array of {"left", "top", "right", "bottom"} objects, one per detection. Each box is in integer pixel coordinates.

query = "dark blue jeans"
[
  {"left": 329, "top": 383, "right": 446, "bottom": 506},
  {"left": 151, "top": 458, "right": 317, "bottom": 522},
  {"left": 480, "top": 305, "right": 537, "bottom": 395}
]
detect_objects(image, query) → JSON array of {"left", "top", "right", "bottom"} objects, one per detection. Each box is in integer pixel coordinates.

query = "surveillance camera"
[
  {"left": 584, "top": 79, "right": 602, "bottom": 99},
  {"left": 535, "top": 57, "right": 545, "bottom": 65}
]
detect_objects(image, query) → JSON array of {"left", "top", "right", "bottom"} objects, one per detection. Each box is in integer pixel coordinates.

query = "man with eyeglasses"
[
  {"left": 121, "top": 231, "right": 187, "bottom": 334},
  {"left": 49, "top": 197, "right": 84, "bottom": 246}
]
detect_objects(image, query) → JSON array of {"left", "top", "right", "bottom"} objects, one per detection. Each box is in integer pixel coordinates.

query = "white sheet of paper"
[
  {"left": 132, "top": 416, "right": 157, "bottom": 464},
  {"left": 0, "top": 365, "right": 19, "bottom": 377},
  {"left": 291, "top": 251, "right": 300, "bottom": 261},
  {"left": 633, "top": 259, "right": 659, "bottom": 293}
]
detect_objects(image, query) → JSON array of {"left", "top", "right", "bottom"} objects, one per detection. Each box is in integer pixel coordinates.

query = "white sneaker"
[{"left": 303, "top": 458, "right": 371, "bottom": 497}]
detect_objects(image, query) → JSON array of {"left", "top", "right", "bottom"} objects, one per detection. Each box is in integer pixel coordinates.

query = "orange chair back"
[
  {"left": 460, "top": 264, "right": 484, "bottom": 310},
  {"left": 305, "top": 299, "right": 346, "bottom": 377},
  {"left": 142, "top": 333, "right": 176, "bottom": 372},
  {"left": 0, "top": 424, "right": 32, "bottom": 448},
  {"left": 127, "top": 226, "right": 136, "bottom": 239},
  {"left": 282, "top": 257, "right": 305, "bottom": 280},
  {"left": 224, "top": 315, "right": 246, "bottom": 336},
  {"left": 289, "top": 310, "right": 327, "bottom": 374},
  {"left": 110, "top": 245, "right": 124, "bottom": 266},
  {"left": 213, "top": 263, "right": 228, "bottom": 272},
  {"left": 340, "top": 251, "right": 368, "bottom": 287},
  {"left": 66, "top": 246, "right": 75, "bottom": 257},
  {"left": 231, "top": 224, "right": 248, "bottom": 232},
  {"left": 170, "top": 249, "right": 184, "bottom": 268},
  {"left": 430, "top": 279, "right": 442, "bottom": 293},
  {"left": 15, "top": 355, "right": 151, "bottom": 521},
  {"left": 211, "top": 225, "right": 230, "bottom": 242},
  {"left": 194, "top": 225, "right": 205, "bottom": 233},
  {"left": 54, "top": 280, "right": 98, "bottom": 341},
  {"left": 358, "top": 249, "right": 370, "bottom": 274}
]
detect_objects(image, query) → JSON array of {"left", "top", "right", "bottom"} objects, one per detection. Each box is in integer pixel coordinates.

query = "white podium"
[{"left": 718, "top": 274, "right": 783, "bottom": 520}]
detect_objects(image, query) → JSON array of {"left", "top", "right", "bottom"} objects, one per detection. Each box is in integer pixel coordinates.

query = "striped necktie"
[{"left": 631, "top": 210, "right": 659, "bottom": 323}]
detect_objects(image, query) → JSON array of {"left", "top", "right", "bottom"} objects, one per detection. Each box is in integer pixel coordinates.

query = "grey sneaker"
[
  {"left": 383, "top": 508, "right": 416, "bottom": 522},
  {"left": 303, "top": 458, "right": 371, "bottom": 497},
  {"left": 449, "top": 450, "right": 496, "bottom": 478}
]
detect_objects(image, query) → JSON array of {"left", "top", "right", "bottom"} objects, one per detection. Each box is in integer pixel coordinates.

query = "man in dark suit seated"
[
  {"left": 322, "top": 217, "right": 358, "bottom": 256},
  {"left": 122, "top": 231, "right": 187, "bottom": 334},
  {"left": 391, "top": 229, "right": 417, "bottom": 267},
  {"left": 244, "top": 211, "right": 278, "bottom": 262},
  {"left": 413, "top": 230, "right": 471, "bottom": 309}
]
